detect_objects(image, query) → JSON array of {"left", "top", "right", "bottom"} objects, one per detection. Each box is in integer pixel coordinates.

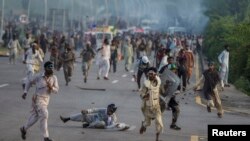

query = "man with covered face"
[
  {"left": 20, "top": 61, "right": 59, "bottom": 141},
  {"left": 60, "top": 44, "right": 76, "bottom": 86},
  {"left": 139, "top": 67, "right": 163, "bottom": 141},
  {"left": 59, "top": 104, "right": 118, "bottom": 129}
]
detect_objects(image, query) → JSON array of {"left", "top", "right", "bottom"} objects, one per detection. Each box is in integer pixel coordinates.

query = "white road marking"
[
  {"left": 0, "top": 83, "right": 9, "bottom": 88},
  {"left": 112, "top": 80, "right": 119, "bottom": 84},
  {"left": 122, "top": 74, "right": 127, "bottom": 77}
]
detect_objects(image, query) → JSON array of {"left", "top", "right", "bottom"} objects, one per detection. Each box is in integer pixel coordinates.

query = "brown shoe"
[
  {"left": 217, "top": 113, "right": 223, "bottom": 118},
  {"left": 139, "top": 122, "right": 146, "bottom": 134},
  {"left": 207, "top": 106, "right": 212, "bottom": 113}
]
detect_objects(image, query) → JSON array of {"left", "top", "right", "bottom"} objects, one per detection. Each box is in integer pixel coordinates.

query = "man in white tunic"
[
  {"left": 97, "top": 38, "right": 111, "bottom": 80},
  {"left": 218, "top": 45, "right": 230, "bottom": 89},
  {"left": 20, "top": 61, "right": 59, "bottom": 141},
  {"left": 22, "top": 43, "right": 43, "bottom": 90}
]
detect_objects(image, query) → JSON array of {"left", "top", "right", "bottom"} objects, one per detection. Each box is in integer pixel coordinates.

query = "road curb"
[{"left": 198, "top": 95, "right": 250, "bottom": 115}]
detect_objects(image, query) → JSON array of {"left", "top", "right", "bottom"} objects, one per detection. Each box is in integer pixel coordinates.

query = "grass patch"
[{"left": 234, "top": 77, "right": 250, "bottom": 96}]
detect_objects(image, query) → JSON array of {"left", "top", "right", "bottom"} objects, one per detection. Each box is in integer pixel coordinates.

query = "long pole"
[
  {"left": 114, "top": 0, "right": 118, "bottom": 17},
  {"left": 44, "top": 0, "right": 47, "bottom": 27},
  {"left": 105, "top": 0, "right": 108, "bottom": 25},
  {"left": 27, "top": 0, "right": 31, "bottom": 20},
  {"left": 0, "top": 0, "right": 4, "bottom": 38},
  {"left": 71, "top": 0, "right": 74, "bottom": 29},
  {"left": 52, "top": 10, "right": 55, "bottom": 31},
  {"left": 63, "top": 10, "right": 65, "bottom": 33}
]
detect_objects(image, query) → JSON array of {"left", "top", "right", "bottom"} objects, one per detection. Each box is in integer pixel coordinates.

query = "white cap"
[{"left": 142, "top": 56, "right": 149, "bottom": 63}]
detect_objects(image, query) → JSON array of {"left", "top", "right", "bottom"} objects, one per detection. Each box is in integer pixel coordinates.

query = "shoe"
[
  {"left": 217, "top": 113, "right": 223, "bottom": 118},
  {"left": 20, "top": 126, "right": 26, "bottom": 140},
  {"left": 166, "top": 106, "right": 171, "bottom": 111},
  {"left": 139, "top": 122, "right": 146, "bottom": 134},
  {"left": 97, "top": 77, "right": 100, "bottom": 80},
  {"left": 104, "top": 77, "right": 109, "bottom": 80},
  {"left": 221, "top": 87, "right": 224, "bottom": 91},
  {"left": 125, "top": 67, "right": 129, "bottom": 72},
  {"left": 225, "top": 84, "right": 230, "bottom": 87},
  {"left": 170, "top": 124, "right": 181, "bottom": 130},
  {"left": 60, "top": 116, "right": 69, "bottom": 123},
  {"left": 207, "top": 106, "right": 211, "bottom": 113},
  {"left": 22, "top": 84, "right": 25, "bottom": 90},
  {"left": 182, "top": 87, "right": 186, "bottom": 91},
  {"left": 82, "top": 122, "right": 89, "bottom": 128},
  {"left": 44, "top": 137, "right": 53, "bottom": 141},
  {"left": 84, "top": 78, "right": 87, "bottom": 83}
]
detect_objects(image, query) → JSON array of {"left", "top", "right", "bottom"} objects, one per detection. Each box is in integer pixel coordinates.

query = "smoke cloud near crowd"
[{"left": 2, "top": 0, "right": 209, "bottom": 33}]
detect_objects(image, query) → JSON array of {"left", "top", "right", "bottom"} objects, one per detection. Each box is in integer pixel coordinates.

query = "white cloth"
[
  {"left": 158, "top": 55, "right": 168, "bottom": 72},
  {"left": 8, "top": 39, "right": 21, "bottom": 56},
  {"left": 98, "top": 58, "right": 110, "bottom": 77},
  {"left": 218, "top": 50, "right": 229, "bottom": 86},
  {"left": 101, "top": 45, "right": 111, "bottom": 60},
  {"left": 218, "top": 50, "right": 229, "bottom": 72}
]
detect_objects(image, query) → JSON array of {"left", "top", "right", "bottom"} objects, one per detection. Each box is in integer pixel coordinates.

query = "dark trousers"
[
  {"left": 137, "top": 70, "right": 144, "bottom": 89},
  {"left": 178, "top": 65, "right": 187, "bottom": 91},
  {"left": 110, "top": 58, "right": 117, "bottom": 73}
]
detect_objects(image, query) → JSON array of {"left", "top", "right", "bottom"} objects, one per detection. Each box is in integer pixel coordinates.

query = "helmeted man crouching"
[{"left": 139, "top": 67, "right": 163, "bottom": 141}]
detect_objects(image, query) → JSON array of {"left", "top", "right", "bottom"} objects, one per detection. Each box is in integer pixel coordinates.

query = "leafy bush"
[{"left": 234, "top": 77, "right": 250, "bottom": 96}]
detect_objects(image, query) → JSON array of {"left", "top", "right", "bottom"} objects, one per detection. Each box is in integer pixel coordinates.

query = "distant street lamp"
[{"left": 0, "top": 0, "right": 5, "bottom": 38}]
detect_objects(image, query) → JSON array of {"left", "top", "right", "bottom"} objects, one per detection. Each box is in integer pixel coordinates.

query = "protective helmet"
[
  {"left": 142, "top": 56, "right": 149, "bottom": 64},
  {"left": 107, "top": 104, "right": 117, "bottom": 113}
]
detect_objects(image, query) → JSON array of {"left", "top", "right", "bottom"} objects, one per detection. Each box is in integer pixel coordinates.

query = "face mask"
[{"left": 45, "top": 69, "right": 53, "bottom": 76}]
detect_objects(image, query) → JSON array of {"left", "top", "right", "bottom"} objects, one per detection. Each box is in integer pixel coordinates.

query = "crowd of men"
[{"left": 1, "top": 19, "right": 232, "bottom": 141}]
